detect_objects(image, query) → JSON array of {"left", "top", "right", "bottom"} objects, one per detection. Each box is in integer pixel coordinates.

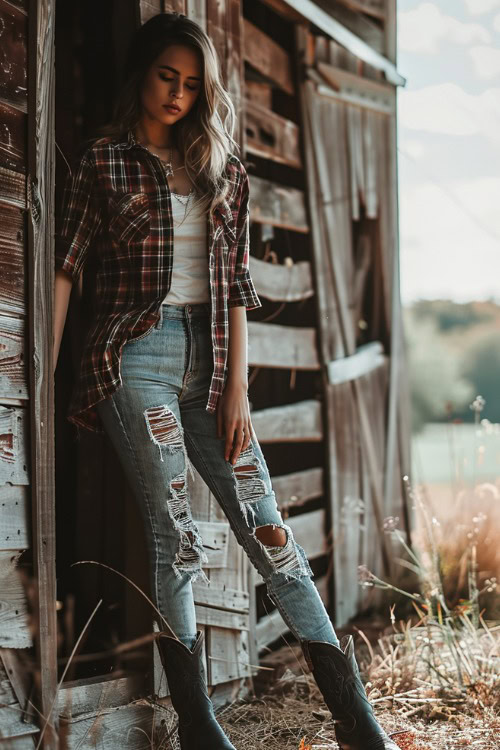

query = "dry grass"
[{"left": 147, "top": 624, "right": 500, "bottom": 749}]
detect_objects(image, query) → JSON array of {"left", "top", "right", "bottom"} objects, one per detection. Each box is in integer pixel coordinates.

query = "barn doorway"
[{"left": 54, "top": 0, "right": 152, "bottom": 683}]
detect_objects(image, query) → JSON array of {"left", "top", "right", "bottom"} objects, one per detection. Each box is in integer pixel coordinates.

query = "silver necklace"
[{"left": 172, "top": 189, "right": 196, "bottom": 226}]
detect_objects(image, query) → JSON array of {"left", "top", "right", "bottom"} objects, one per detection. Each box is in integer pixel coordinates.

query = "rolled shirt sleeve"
[
  {"left": 227, "top": 165, "right": 262, "bottom": 311},
  {"left": 55, "top": 148, "right": 102, "bottom": 282}
]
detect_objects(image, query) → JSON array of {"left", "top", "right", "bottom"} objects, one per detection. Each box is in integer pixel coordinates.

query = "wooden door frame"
[{"left": 27, "top": 0, "right": 58, "bottom": 747}]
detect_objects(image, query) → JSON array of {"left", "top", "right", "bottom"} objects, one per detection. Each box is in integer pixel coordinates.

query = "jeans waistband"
[{"left": 156, "top": 302, "right": 211, "bottom": 325}]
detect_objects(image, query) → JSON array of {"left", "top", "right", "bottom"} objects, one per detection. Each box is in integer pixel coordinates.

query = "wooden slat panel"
[
  {"left": 0, "top": 406, "right": 28, "bottom": 485},
  {"left": 0, "top": 485, "right": 30, "bottom": 550},
  {"left": 59, "top": 704, "right": 153, "bottom": 749},
  {"left": 243, "top": 19, "right": 293, "bottom": 95},
  {"left": 321, "top": 2, "right": 384, "bottom": 53},
  {"left": 282, "top": 0, "right": 405, "bottom": 86},
  {"left": 0, "top": 312, "right": 28, "bottom": 400},
  {"left": 0, "top": 167, "right": 25, "bottom": 207},
  {"left": 252, "top": 400, "right": 323, "bottom": 443},
  {"left": 0, "top": 550, "right": 31, "bottom": 648},
  {"left": 0, "top": 202, "right": 25, "bottom": 316},
  {"left": 327, "top": 342, "right": 385, "bottom": 385},
  {"left": 249, "top": 175, "right": 308, "bottom": 233},
  {"left": 249, "top": 257, "right": 313, "bottom": 303},
  {"left": 288, "top": 509, "right": 326, "bottom": 560},
  {"left": 248, "top": 321, "right": 320, "bottom": 370},
  {"left": 272, "top": 467, "right": 323, "bottom": 509},
  {"left": 198, "top": 520, "right": 229, "bottom": 569},
  {"left": 57, "top": 673, "right": 149, "bottom": 720},
  {"left": 316, "top": 61, "right": 395, "bottom": 114},
  {"left": 208, "top": 626, "right": 251, "bottom": 685},
  {"left": 244, "top": 99, "right": 301, "bottom": 168},
  {"left": 245, "top": 80, "right": 272, "bottom": 109},
  {"left": 0, "top": 101, "right": 26, "bottom": 172},
  {"left": 337, "top": 0, "right": 385, "bottom": 20},
  {"left": 192, "top": 583, "right": 249, "bottom": 612},
  {"left": 0, "top": 1, "right": 27, "bottom": 113},
  {"left": 194, "top": 605, "right": 248, "bottom": 631}
]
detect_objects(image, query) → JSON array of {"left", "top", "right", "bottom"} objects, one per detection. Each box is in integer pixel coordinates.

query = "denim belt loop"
[{"left": 155, "top": 304, "right": 163, "bottom": 329}]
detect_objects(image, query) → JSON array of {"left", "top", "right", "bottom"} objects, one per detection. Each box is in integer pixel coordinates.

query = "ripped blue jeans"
[{"left": 96, "top": 303, "right": 339, "bottom": 650}]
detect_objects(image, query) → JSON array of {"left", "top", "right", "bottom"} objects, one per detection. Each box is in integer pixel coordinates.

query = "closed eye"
[{"left": 159, "top": 75, "right": 198, "bottom": 91}]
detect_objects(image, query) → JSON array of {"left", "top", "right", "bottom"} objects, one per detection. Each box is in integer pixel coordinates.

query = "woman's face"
[{"left": 140, "top": 44, "right": 203, "bottom": 127}]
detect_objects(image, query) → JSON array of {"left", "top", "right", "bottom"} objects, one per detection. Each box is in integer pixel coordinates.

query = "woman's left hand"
[{"left": 217, "top": 380, "right": 254, "bottom": 465}]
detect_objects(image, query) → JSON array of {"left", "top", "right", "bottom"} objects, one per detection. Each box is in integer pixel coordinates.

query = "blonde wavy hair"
[{"left": 93, "top": 12, "right": 239, "bottom": 213}]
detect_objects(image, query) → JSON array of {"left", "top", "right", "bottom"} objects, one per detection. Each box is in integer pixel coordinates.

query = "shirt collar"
[{"left": 110, "top": 129, "right": 236, "bottom": 231}]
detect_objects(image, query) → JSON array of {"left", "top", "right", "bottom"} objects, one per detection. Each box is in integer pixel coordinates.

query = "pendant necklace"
[{"left": 157, "top": 145, "right": 195, "bottom": 226}]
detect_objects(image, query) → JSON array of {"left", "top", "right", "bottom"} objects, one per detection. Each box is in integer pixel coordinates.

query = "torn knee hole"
[{"left": 255, "top": 524, "right": 287, "bottom": 547}]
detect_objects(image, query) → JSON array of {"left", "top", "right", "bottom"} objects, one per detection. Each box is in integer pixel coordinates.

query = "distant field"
[{"left": 411, "top": 421, "right": 500, "bottom": 485}]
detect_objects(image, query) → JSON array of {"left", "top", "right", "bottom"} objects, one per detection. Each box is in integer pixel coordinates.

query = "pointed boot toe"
[{"left": 302, "top": 635, "right": 400, "bottom": 750}]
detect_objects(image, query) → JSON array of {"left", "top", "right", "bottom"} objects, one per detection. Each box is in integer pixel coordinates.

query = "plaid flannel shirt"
[{"left": 55, "top": 129, "right": 261, "bottom": 434}]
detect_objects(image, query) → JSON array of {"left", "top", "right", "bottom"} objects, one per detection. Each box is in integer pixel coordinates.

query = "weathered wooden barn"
[{"left": 0, "top": 0, "right": 411, "bottom": 747}]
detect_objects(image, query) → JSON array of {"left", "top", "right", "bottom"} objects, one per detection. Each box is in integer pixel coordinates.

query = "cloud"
[
  {"left": 493, "top": 11, "right": 500, "bottom": 30},
  {"left": 398, "top": 83, "right": 500, "bottom": 144},
  {"left": 399, "top": 176, "right": 500, "bottom": 302},
  {"left": 398, "top": 2, "right": 490, "bottom": 54},
  {"left": 469, "top": 45, "right": 500, "bottom": 78},
  {"left": 463, "top": 0, "right": 500, "bottom": 15}
]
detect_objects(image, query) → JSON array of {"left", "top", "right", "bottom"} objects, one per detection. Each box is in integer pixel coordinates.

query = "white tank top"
[{"left": 162, "top": 191, "right": 210, "bottom": 305}]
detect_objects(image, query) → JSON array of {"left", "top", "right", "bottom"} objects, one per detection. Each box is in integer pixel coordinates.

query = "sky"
[{"left": 396, "top": 0, "right": 500, "bottom": 303}]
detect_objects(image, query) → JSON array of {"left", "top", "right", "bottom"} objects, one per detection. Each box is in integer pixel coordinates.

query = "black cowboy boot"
[
  {"left": 302, "top": 635, "right": 400, "bottom": 750},
  {"left": 156, "top": 630, "right": 236, "bottom": 750}
]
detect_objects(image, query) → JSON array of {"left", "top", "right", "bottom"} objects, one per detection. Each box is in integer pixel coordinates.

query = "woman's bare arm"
[
  {"left": 216, "top": 305, "right": 253, "bottom": 464},
  {"left": 53, "top": 269, "right": 73, "bottom": 372}
]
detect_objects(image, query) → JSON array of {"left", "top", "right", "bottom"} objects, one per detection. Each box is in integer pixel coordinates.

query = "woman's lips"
[{"left": 163, "top": 104, "right": 181, "bottom": 113}]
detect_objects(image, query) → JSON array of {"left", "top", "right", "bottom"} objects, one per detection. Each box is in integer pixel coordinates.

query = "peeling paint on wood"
[
  {"left": 0, "top": 550, "right": 32, "bottom": 648},
  {"left": 0, "top": 312, "right": 28, "bottom": 399},
  {"left": 0, "top": 485, "right": 30, "bottom": 549},
  {"left": 0, "top": 405, "right": 28, "bottom": 484}
]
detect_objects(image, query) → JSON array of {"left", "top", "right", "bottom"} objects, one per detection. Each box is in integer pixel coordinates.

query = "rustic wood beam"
[
  {"left": 27, "top": 0, "right": 58, "bottom": 745},
  {"left": 251, "top": 400, "right": 323, "bottom": 443},
  {"left": 249, "top": 257, "right": 313, "bottom": 303},
  {"left": 249, "top": 175, "right": 309, "bottom": 233},
  {"left": 244, "top": 99, "right": 301, "bottom": 168},
  {"left": 0, "top": 312, "right": 28, "bottom": 400},
  {"left": 243, "top": 18, "right": 294, "bottom": 95},
  {"left": 327, "top": 342, "right": 386, "bottom": 385},
  {"left": 282, "top": 0, "right": 405, "bottom": 86},
  {"left": 248, "top": 321, "right": 320, "bottom": 370}
]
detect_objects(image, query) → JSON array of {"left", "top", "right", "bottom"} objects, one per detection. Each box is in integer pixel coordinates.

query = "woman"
[{"left": 54, "top": 12, "right": 398, "bottom": 750}]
